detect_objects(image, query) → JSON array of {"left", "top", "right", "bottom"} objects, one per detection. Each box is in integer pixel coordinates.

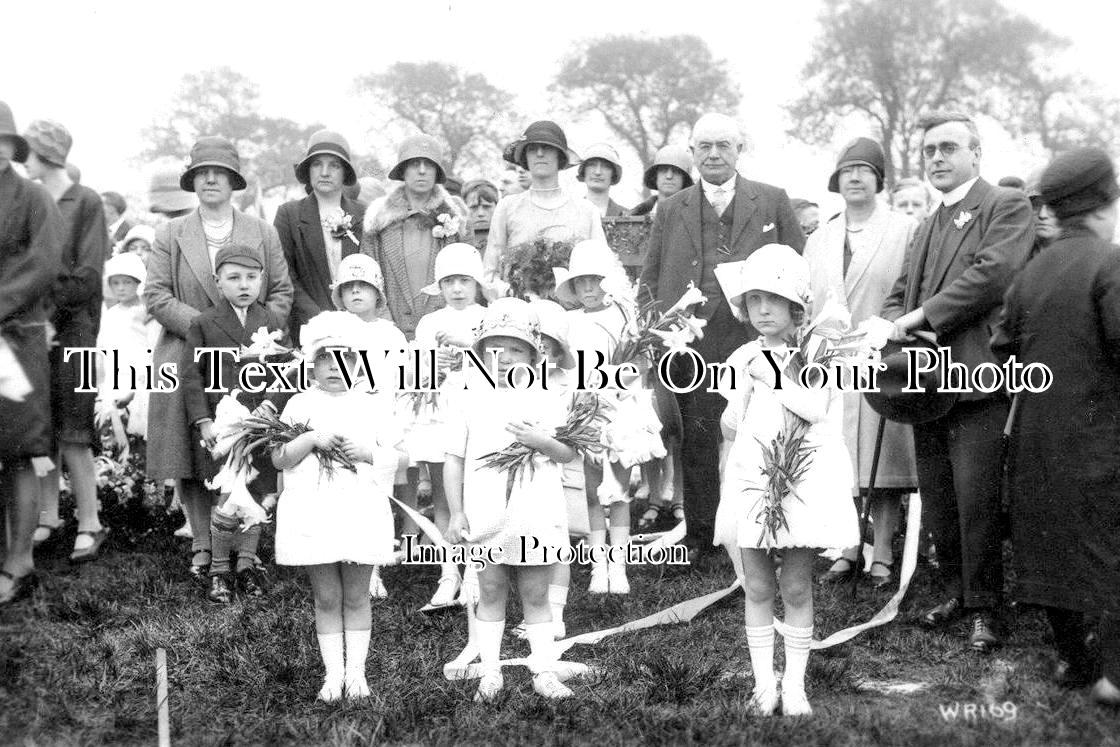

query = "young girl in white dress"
[
  {"left": 272, "top": 311, "right": 406, "bottom": 702},
  {"left": 329, "top": 254, "right": 408, "bottom": 599},
  {"left": 444, "top": 298, "right": 578, "bottom": 701},
  {"left": 557, "top": 239, "right": 665, "bottom": 595},
  {"left": 713, "top": 244, "right": 858, "bottom": 717},
  {"left": 410, "top": 243, "right": 487, "bottom": 610}
]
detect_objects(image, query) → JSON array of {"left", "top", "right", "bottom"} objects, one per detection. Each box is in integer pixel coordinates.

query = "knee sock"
[
  {"left": 745, "top": 623, "right": 777, "bottom": 689},
  {"left": 209, "top": 510, "right": 238, "bottom": 575},
  {"left": 476, "top": 618, "right": 505, "bottom": 671},
  {"left": 234, "top": 524, "right": 262, "bottom": 572},
  {"left": 548, "top": 584, "right": 568, "bottom": 627},
  {"left": 524, "top": 621, "right": 558, "bottom": 674},
  {"left": 317, "top": 632, "right": 344, "bottom": 684},
  {"left": 344, "top": 629, "right": 371, "bottom": 680},
  {"left": 783, "top": 625, "right": 814, "bottom": 693}
]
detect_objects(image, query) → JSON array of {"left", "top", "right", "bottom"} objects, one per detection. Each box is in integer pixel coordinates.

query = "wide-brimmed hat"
[
  {"left": 148, "top": 165, "right": 197, "bottom": 213},
  {"left": 24, "top": 119, "right": 72, "bottom": 167},
  {"left": 119, "top": 224, "right": 156, "bottom": 253},
  {"left": 421, "top": 242, "right": 486, "bottom": 296},
  {"left": 642, "top": 144, "right": 694, "bottom": 191},
  {"left": 529, "top": 299, "right": 576, "bottom": 369},
  {"left": 864, "top": 335, "right": 959, "bottom": 424},
  {"left": 330, "top": 254, "right": 386, "bottom": 311},
  {"left": 713, "top": 243, "right": 812, "bottom": 323},
  {"left": 552, "top": 239, "right": 620, "bottom": 306},
  {"left": 387, "top": 134, "right": 447, "bottom": 184},
  {"left": 472, "top": 297, "right": 541, "bottom": 361},
  {"left": 180, "top": 136, "right": 247, "bottom": 192},
  {"left": 1040, "top": 146, "right": 1120, "bottom": 220},
  {"left": 0, "top": 101, "right": 29, "bottom": 163},
  {"left": 828, "top": 137, "right": 885, "bottom": 193},
  {"left": 503, "top": 121, "right": 580, "bottom": 171},
  {"left": 301, "top": 310, "right": 370, "bottom": 362},
  {"left": 294, "top": 129, "right": 357, "bottom": 187},
  {"left": 578, "top": 143, "right": 623, "bottom": 184},
  {"left": 102, "top": 252, "right": 147, "bottom": 298}
]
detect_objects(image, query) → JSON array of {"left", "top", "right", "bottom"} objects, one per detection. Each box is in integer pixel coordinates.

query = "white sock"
[
  {"left": 440, "top": 561, "right": 460, "bottom": 582},
  {"left": 344, "top": 629, "right": 371, "bottom": 679},
  {"left": 317, "top": 632, "right": 344, "bottom": 682},
  {"left": 476, "top": 618, "right": 505, "bottom": 670},
  {"left": 524, "top": 621, "right": 558, "bottom": 674},
  {"left": 589, "top": 528, "right": 607, "bottom": 549},
  {"left": 548, "top": 584, "right": 568, "bottom": 627},
  {"left": 783, "top": 624, "right": 813, "bottom": 692},
  {"left": 745, "top": 624, "right": 776, "bottom": 689}
]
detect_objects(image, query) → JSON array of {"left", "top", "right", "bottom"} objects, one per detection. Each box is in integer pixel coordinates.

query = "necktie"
[
  {"left": 710, "top": 188, "right": 729, "bottom": 217},
  {"left": 235, "top": 307, "right": 247, "bottom": 327}
]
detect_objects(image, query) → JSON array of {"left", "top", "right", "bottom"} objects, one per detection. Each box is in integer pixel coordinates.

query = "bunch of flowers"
[
  {"left": 501, "top": 238, "right": 574, "bottom": 300},
  {"left": 322, "top": 209, "right": 359, "bottom": 244},
  {"left": 610, "top": 282, "right": 708, "bottom": 366},
  {"left": 430, "top": 212, "right": 462, "bottom": 239},
  {"left": 479, "top": 394, "right": 604, "bottom": 503}
]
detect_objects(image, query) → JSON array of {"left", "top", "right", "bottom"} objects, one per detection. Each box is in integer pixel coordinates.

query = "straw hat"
[
  {"left": 471, "top": 297, "right": 541, "bottom": 360},
  {"left": 552, "top": 239, "right": 620, "bottom": 306},
  {"left": 713, "top": 244, "right": 812, "bottom": 323},
  {"left": 421, "top": 242, "right": 486, "bottom": 296},
  {"left": 529, "top": 299, "right": 576, "bottom": 369},
  {"left": 330, "top": 254, "right": 386, "bottom": 311}
]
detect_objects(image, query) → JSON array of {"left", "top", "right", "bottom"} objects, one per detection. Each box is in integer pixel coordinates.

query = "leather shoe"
[
  {"left": 1053, "top": 658, "right": 1100, "bottom": 689},
  {"left": 969, "top": 612, "right": 1002, "bottom": 653},
  {"left": 0, "top": 570, "right": 39, "bottom": 606},
  {"left": 207, "top": 573, "right": 234, "bottom": 604},
  {"left": 237, "top": 567, "right": 264, "bottom": 598},
  {"left": 920, "top": 597, "right": 963, "bottom": 628},
  {"left": 189, "top": 551, "right": 211, "bottom": 588}
]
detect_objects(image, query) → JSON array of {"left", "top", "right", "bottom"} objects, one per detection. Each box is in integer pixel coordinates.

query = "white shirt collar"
[
  {"left": 939, "top": 176, "right": 979, "bottom": 208},
  {"left": 108, "top": 217, "right": 125, "bottom": 235},
  {"left": 231, "top": 302, "right": 247, "bottom": 325},
  {"left": 700, "top": 174, "right": 737, "bottom": 195}
]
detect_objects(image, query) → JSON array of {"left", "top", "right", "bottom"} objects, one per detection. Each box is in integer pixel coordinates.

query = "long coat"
[
  {"left": 805, "top": 205, "right": 918, "bottom": 491},
  {"left": 143, "top": 210, "right": 292, "bottom": 480},
  {"left": 992, "top": 227, "right": 1120, "bottom": 612},
  {"left": 0, "top": 167, "right": 63, "bottom": 458},
  {"left": 273, "top": 193, "right": 365, "bottom": 339}
]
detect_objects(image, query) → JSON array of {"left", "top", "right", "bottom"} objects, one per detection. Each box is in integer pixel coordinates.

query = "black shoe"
[
  {"left": 207, "top": 573, "right": 234, "bottom": 604},
  {"left": 237, "top": 567, "right": 264, "bottom": 598},
  {"left": 820, "top": 558, "right": 856, "bottom": 584},
  {"left": 189, "top": 551, "right": 211, "bottom": 588},
  {"left": 1053, "top": 658, "right": 1100, "bottom": 689},
  {"left": 920, "top": 597, "right": 964, "bottom": 628},
  {"left": 0, "top": 570, "right": 39, "bottom": 606},
  {"left": 969, "top": 612, "right": 1002, "bottom": 653}
]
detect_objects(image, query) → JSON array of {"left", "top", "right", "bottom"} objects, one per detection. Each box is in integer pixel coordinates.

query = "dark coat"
[
  {"left": 0, "top": 167, "right": 63, "bottom": 458},
  {"left": 629, "top": 195, "right": 658, "bottom": 216},
  {"left": 881, "top": 178, "right": 1033, "bottom": 400},
  {"left": 54, "top": 183, "right": 108, "bottom": 332},
  {"left": 991, "top": 227, "right": 1120, "bottom": 612},
  {"left": 273, "top": 194, "right": 365, "bottom": 337}
]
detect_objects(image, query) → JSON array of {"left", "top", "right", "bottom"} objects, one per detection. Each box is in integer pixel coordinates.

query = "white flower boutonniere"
[
  {"left": 322, "top": 209, "right": 359, "bottom": 244},
  {"left": 953, "top": 210, "right": 973, "bottom": 230},
  {"left": 431, "top": 212, "right": 461, "bottom": 239}
]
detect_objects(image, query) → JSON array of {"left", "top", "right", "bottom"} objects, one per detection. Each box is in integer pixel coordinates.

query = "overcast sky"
[{"left": 3, "top": 0, "right": 1116, "bottom": 214}]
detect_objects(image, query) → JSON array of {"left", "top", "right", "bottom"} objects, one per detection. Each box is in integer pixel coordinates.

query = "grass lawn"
[{"left": 3, "top": 518, "right": 1119, "bottom": 747}]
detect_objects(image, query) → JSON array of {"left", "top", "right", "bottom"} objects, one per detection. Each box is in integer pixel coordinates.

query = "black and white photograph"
[{"left": 2, "top": 0, "right": 1119, "bottom": 743}]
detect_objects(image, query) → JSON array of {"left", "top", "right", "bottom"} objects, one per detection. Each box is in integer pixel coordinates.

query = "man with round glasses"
[{"left": 881, "top": 111, "right": 1033, "bottom": 654}]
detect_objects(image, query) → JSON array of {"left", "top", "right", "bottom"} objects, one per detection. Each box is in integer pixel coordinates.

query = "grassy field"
[{"left": 3, "top": 512, "right": 1119, "bottom": 747}]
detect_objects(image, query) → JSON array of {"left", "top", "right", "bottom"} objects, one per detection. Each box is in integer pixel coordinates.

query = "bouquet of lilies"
[{"left": 610, "top": 282, "right": 708, "bottom": 367}]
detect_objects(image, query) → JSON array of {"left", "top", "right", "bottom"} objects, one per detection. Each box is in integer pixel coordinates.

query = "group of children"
[{"left": 98, "top": 230, "right": 855, "bottom": 713}]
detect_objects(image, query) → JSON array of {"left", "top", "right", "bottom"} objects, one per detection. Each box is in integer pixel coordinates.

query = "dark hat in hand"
[
  {"left": 1040, "top": 147, "right": 1120, "bottom": 220},
  {"left": 828, "top": 137, "right": 885, "bottom": 193},
  {"left": 864, "top": 335, "right": 958, "bottom": 424}
]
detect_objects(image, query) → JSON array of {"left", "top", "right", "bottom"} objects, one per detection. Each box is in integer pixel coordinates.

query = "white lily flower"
[
  {"left": 806, "top": 295, "right": 851, "bottom": 341},
  {"left": 666, "top": 282, "right": 708, "bottom": 315},
  {"left": 650, "top": 325, "right": 697, "bottom": 352}
]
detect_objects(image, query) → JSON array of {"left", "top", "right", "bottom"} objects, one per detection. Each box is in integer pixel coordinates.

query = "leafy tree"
[
  {"left": 552, "top": 35, "right": 740, "bottom": 171},
  {"left": 140, "top": 67, "right": 321, "bottom": 194},
  {"left": 785, "top": 0, "right": 1099, "bottom": 186},
  {"left": 354, "top": 62, "right": 517, "bottom": 177}
]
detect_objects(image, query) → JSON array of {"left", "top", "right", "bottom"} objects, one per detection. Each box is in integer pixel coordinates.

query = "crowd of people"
[{"left": 0, "top": 95, "right": 1117, "bottom": 713}]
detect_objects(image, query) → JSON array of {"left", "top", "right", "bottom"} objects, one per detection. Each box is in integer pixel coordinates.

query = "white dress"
[
  {"left": 714, "top": 341, "right": 858, "bottom": 550},
  {"left": 443, "top": 377, "right": 572, "bottom": 565},
  {"left": 274, "top": 386, "right": 401, "bottom": 566},
  {"left": 95, "top": 300, "right": 160, "bottom": 437},
  {"left": 403, "top": 304, "right": 485, "bottom": 463}
]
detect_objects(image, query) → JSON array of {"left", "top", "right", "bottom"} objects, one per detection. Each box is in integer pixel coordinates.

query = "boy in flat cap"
[
  {"left": 181, "top": 243, "right": 291, "bottom": 604},
  {"left": 992, "top": 146, "right": 1120, "bottom": 707}
]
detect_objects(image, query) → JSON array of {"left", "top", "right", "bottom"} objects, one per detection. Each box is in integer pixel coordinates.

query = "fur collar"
[{"left": 363, "top": 183, "right": 465, "bottom": 235}]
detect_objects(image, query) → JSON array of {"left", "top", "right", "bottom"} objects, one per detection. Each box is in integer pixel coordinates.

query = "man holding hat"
[
  {"left": 992, "top": 147, "right": 1120, "bottom": 705},
  {"left": 360, "top": 133, "right": 466, "bottom": 339},
  {"left": 145, "top": 135, "right": 292, "bottom": 586},
  {"left": 630, "top": 144, "right": 694, "bottom": 217},
  {"left": 639, "top": 112, "right": 804, "bottom": 559},
  {"left": 881, "top": 111, "right": 1033, "bottom": 651},
  {"left": 805, "top": 137, "right": 918, "bottom": 588},
  {"left": 22, "top": 118, "right": 111, "bottom": 563},
  {"left": 0, "top": 101, "right": 63, "bottom": 604},
  {"left": 578, "top": 143, "right": 629, "bottom": 217},
  {"left": 274, "top": 129, "right": 367, "bottom": 344}
]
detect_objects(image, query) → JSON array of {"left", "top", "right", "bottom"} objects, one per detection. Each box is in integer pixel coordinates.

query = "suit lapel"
[
  {"left": 928, "top": 180, "right": 988, "bottom": 294},
  {"left": 180, "top": 214, "right": 223, "bottom": 308},
  {"left": 904, "top": 215, "right": 936, "bottom": 311},
  {"left": 728, "top": 176, "right": 759, "bottom": 250},
  {"left": 299, "top": 195, "right": 332, "bottom": 286},
  {"left": 212, "top": 301, "right": 247, "bottom": 345},
  {"left": 681, "top": 187, "right": 702, "bottom": 255}
]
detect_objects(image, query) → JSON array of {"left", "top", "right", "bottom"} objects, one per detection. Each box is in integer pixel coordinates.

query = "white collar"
[
  {"left": 700, "top": 174, "right": 737, "bottom": 193},
  {"left": 108, "top": 217, "right": 125, "bottom": 234},
  {"left": 939, "top": 177, "right": 979, "bottom": 208}
]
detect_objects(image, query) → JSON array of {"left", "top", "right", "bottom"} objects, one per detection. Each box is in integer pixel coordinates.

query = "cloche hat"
[
  {"left": 828, "top": 137, "right": 885, "bottom": 193},
  {"left": 295, "top": 129, "right": 357, "bottom": 187},
  {"left": 642, "top": 144, "right": 694, "bottom": 191},
  {"left": 421, "top": 242, "right": 486, "bottom": 296},
  {"left": 330, "top": 254, "right": 386, "bottom": 311},
  {"left": 529, "top": 299, "right": 576, "bottom": 369},
  {"left": 1040, "top": 146, "right": 1120, "bottom": 220},
  {"left": 23, "top": 119, "right": 72, "bottom": 167},
  {"left": 0, "top": 101, "right": 29, "bottom": 163},
  {"left": 180, "top": 136, "right": 247, "bottom": 192},
  {"left": 552, "top": 239, "right": 622, "bottom": 306},
  {"left": 503, "top": 121, "right": 580, "bottom": 171},
  {"left": 713, "top": 243, "right": 812, "bottom": 323},
  {"left": 387, "top": 134, "right": 447, "bottom": 184},
  {"left": 472, "top": 297, "right": 542, "bottom": 361},
  {"left": 148, "top": 165, "right": 197, "bottom": 213},
  {"left": 577, "top": 143, "right": 623, "bottom": 184}
]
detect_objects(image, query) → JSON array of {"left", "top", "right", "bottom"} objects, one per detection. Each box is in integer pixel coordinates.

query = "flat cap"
[{"left": 213, "top": 243, "right": 264, "bottom": 272}]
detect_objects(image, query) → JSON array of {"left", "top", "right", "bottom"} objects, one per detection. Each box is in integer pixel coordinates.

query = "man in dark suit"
[
  {"left": 274, "top": 130, "right": 366, "bottom": 344},
  {"left": 639, "top": 112, "right": 804, "bottom": 558},
  {"left": 882, "top": 110, "right": 1033, "bottom": 652}
]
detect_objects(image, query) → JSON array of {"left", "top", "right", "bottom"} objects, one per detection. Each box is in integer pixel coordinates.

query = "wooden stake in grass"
[{"left": 156, "top": 648, "right": 170, "bottom": 747}]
